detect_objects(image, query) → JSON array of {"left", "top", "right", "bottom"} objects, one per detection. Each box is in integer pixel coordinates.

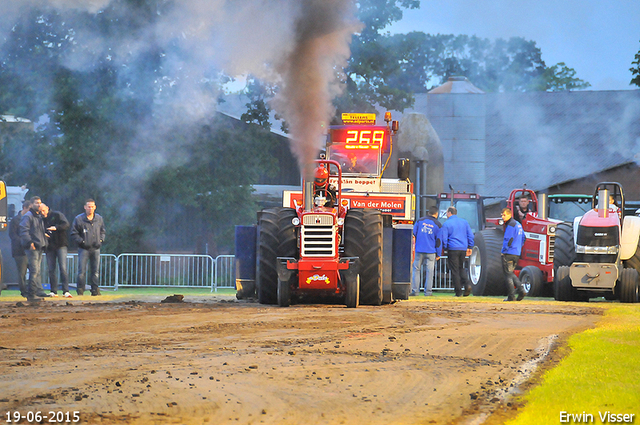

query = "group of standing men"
[
  {"left": 8, "top": 197, "right": 106, "bottom": 302},
  {"left": 411, "top": 203, "right": 527, "bottom": 301}
]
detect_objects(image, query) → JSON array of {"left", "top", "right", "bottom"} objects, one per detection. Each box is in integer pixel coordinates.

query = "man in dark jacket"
[
  {"left": 9, "top": 200, "right": 31, "bottom": 298},
  {"left": 43, "top": 205, "right": 71, "bottom": 298},
  {"left": 19, "top": 196, "right": 49, "bottom": 301},
  {"left": 501, "top": 208, "right": 526, "bottom": 301},
  {"left": 411, "top": 206, "right": 442, "bottom": 296},
  {"left": 70, "top": 199, "right": 106, "bottom": 296},
  {"left": 441, "top": 206, "right": 474, "bottom": 297},
  {"left": 514, "top": 196, "right": 531, "bottom": 223}
]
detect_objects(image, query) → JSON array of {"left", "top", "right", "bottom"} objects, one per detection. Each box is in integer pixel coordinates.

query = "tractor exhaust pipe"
[
  {"left": 538, "top": 193, "right": 548, "bottom": 221},
  {"left": 598, "top": 189, "right": 609, "bottom": 218},
  {"left": 304, "top": 181, "right": 314, "bottom": 212}
]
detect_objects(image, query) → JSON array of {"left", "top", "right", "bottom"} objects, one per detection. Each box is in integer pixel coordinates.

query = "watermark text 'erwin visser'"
[{"left": 560, "top": 411, "right": 635, "bottom": 423}]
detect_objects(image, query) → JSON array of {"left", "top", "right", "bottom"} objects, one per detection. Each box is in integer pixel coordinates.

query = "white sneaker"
[
  {"left": 63, "top": 292, "right": 73, "bottom": 298},
  {"left": 49, "top": 292, "right": 58, "bottom": 297}
]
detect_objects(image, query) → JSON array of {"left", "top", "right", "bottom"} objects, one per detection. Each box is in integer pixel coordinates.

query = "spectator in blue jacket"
[
  {"left": 411, "top": 206, "right": 442, "bottom": 296},
  {"left": 501, "top": 208, "right": 526, "bottom": 301},
  {"left": 441, "top": 206, "right": 474, "bottom": 297}
]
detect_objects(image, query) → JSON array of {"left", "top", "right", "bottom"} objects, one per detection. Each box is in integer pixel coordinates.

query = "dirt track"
[{"left": 0, "top": 296, "right": 601, "bottom": 424}]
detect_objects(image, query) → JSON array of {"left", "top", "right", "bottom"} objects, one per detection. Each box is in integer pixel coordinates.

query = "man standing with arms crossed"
[
  {"left": 440, "top": 206, "right": 474, "bottom": 297},
  {"left": 44, "top": 204, "right": 72, "bottom": 298},
  {"left": 411, "top": 206, "right": 442, "bottom": 296},
  {"left": 70, "top": 199, "right": 106, "bottom": 296}
]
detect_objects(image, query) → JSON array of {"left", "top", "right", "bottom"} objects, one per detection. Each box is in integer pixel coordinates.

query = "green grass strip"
[{"left": 507, "top": 305, "right": 640, "bottom": 424}]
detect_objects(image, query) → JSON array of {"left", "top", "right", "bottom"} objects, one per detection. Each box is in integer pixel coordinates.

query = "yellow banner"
[{"left": 341, "top": 113, "right": 376, "bottom": 125}]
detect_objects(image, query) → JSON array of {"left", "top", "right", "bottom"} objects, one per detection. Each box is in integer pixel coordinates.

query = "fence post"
[
  {"left": 115, "top": 254, "right": 120, "bottom": 291},
  {"left": 214, "top": 257, "right": 218, "bottom": 292}
]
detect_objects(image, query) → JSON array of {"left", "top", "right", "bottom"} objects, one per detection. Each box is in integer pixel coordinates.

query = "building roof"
[
  {"left": 428, "top": 76, "right": 484, "bottom": 94},
  {"left": 484, "top": 90, "right": 640, "bottom": 195}
]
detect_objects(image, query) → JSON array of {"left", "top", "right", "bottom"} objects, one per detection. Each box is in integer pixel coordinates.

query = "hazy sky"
[{"left": 389, "top": 0, "right": 640, "bottom": 91}]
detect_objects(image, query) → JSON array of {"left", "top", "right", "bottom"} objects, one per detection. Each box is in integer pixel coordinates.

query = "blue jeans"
[
  {"left": 26, "top": 249, "right": 45, "bottom": 298},
  {"left": 46, "top": 247, "right": 69, "bottom": 293},
  {"left": 411, "top": 252, "right": 437, "bottom": 295},
  {"left": 77, "top": 248, "right": 101, "bottom": 294}
]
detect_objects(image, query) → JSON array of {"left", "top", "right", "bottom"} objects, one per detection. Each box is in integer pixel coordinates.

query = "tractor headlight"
[
  {"left": 548, "top": 225, "right": 556, "bottom": 234},
  {"left": 498, "top": 218, "right": 504, "bottom": 225},
  {"left": 337, "top": 218, "right": 344, "bottom": 226},
  {"left": 576, "top": 244, "right": 619, "bottom": 255},
  {"left": 292, "top": 217, "right": 300, "bottom": 226}
]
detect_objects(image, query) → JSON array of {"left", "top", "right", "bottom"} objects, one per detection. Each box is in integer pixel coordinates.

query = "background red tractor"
[{"left": 470, "top": 188, "right": 561, "bottom": 297}]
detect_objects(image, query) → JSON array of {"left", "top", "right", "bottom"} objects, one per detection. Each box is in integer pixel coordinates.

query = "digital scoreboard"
[{"left": 329, "top": 126, "right": 390, "bottom": 151}]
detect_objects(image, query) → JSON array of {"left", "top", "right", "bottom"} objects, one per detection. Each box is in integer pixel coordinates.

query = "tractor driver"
[
  {"left": 514, "top": 195, "right": 531, "bottom": 223},
  {"left": 314, "top": 166, "right": 337, "bottom": 208},
  {"left": 609, "top": 194, "right": 621, "bottom": 219}
]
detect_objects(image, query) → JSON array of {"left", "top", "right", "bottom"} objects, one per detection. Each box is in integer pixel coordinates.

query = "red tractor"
[
  {"left": 236, "top": 112, "right": 414, "bottom": 306},
  {"left": 257, "top": 159, "right": 383, "bottom": 307},
  {"left": 470, "top": 188, "right": 560, "bottom": 297},
  {"left": 554, "top": 182, "right": 640, "bottom": 302}
]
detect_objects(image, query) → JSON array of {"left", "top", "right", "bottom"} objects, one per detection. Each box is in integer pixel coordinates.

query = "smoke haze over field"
[{"left": 0, "top": 0, "right": 359, "bottom": 182}]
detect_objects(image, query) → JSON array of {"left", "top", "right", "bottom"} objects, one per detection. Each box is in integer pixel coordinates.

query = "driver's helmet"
[{"left": 314, "top": 166, "right": 329, "bottom": 188}]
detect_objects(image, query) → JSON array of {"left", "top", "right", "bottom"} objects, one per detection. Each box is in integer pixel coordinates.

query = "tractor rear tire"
[
  {"left": 344, "top": 209, "right": 383, "bottom": 306},
  {"left": 256, "top": 208, "right": 298, "bottom": 305},
  {"left": 519, "top": 266, "right": 544, "bottom": 297},
  {"left": 469, "top": 229, "right": 504, "bottom": 296},
  {"left": 554, "top": 265, "right": 578, "bottom": 301},
  {"left": 619, "top": 268, "right": 639, "bottom": 303},
  {"left": 623, "top": 237, "right": 640, "bottom": 272},
  {"left": 553, "top": 222, "right": 576, "bottom": 270},
  {"left": 345, "top": 274, "right": 360, "bottom": 308}
]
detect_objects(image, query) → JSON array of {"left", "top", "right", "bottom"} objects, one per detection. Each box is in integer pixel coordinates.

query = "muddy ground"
[{"left": 0, "top": 296, "right": 601, "bottom": 424}]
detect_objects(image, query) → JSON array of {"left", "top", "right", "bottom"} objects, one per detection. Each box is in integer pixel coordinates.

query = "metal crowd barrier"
[
  {"left": 41, "top": 253, "right": 117, "bottom": 289},
  {"left": 39, "top": 253, "right": 235, "bottom": 291},
  {"left": 115, "top": 254, "right": 215, "bottom": 289},
  {"left": 432, "top": 255, "right": 453, "bottom": 291},
  {"left": 213, "top": 255, "right": 235, "bottom": 291},
  {"left": 39, "top": 253, "right": 453, "bottom": 292}
]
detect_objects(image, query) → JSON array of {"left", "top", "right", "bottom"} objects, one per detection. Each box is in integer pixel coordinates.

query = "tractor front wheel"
[
  {"left": 519, "top": 266, "right": 544, "bottom": 297},
  {"left": 345, "top": 274, "right": 360, "bottom": 308},
  {"left": 619, "top": 268, "right": 639, "bottom": 303},
  {"left": 554, "top": 266, "right": 578, "bottom": 301}
]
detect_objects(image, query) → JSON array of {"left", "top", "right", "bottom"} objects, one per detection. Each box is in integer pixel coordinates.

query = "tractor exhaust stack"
[{"left": 304, "top": 181, "right": 314, "bottom": 212}]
